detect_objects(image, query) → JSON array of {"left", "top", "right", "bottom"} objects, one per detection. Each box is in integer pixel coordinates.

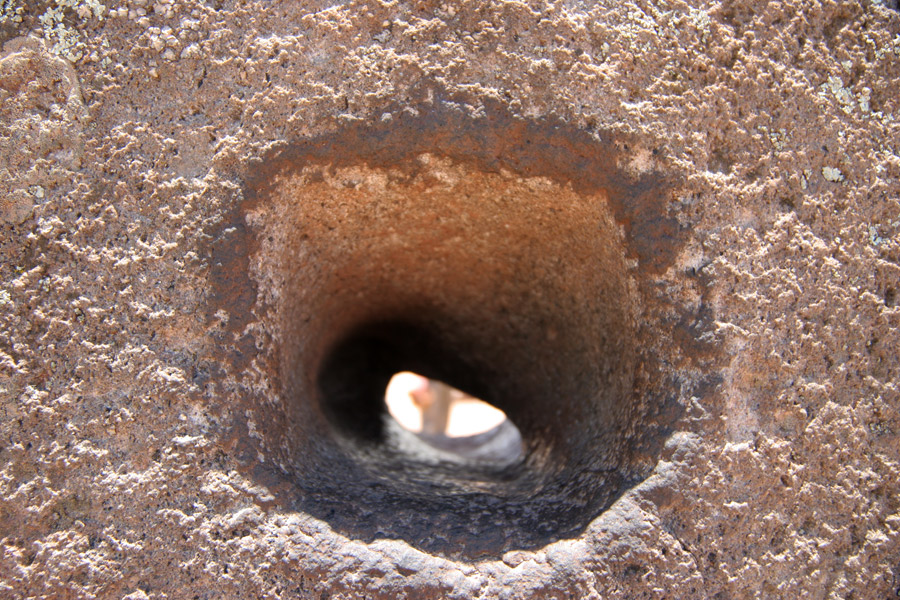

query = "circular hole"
[{"left": 233, "top": 142, "right": 678, "bottom": 557}]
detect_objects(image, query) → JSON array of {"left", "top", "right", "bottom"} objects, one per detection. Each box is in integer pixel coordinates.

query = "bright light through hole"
[{"left": 385, "top": 372, "right": 508, "bottom": 438}]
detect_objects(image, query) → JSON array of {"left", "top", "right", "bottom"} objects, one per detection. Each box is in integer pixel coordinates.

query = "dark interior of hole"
[
  {"left": 317, "top": 319, "right": 499, "bottom": 444},
  {"left": 299, "top": 312, "right": 638, "bottom": 559}
]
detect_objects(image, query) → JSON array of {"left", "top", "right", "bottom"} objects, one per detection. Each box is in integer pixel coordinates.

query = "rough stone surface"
[{"left": 1, "top": 0, "right": 899, "bottom": 598}]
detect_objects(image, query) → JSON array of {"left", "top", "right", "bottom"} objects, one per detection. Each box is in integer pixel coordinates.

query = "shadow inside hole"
[
  {"left": 317, "top": 320, "right": 498, "bottom": 444},
  {"left": 317, "top": 320, "right": 528, "bottom": 471},
  {"left": 296, "top": 319, "right": 632, "bottom": 558}
]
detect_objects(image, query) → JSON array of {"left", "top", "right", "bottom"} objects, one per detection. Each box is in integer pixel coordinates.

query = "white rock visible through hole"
[{"left": 385, "top": 371, "right": 508, "bottom": 437}]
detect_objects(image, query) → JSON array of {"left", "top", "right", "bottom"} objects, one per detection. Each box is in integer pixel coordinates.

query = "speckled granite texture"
[{"left": 1, "top": 1, "right": 899, "bottom": 598}]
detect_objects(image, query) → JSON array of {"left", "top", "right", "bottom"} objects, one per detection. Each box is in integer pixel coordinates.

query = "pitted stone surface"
[{"left": 1, "top": 1, "right": 899, "bottom": 598}]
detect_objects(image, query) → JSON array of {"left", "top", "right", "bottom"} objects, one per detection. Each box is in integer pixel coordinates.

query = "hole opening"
[
  {"left": 384, "top": 371, "right": 526, "bottom": 467},
  {"left": 317, "top": 318, "right": 526, "bottom": 468},
  {"left": 254, "top": 157, "right": 643, "bottom": 554},
  {"left": 385, "top": 371, "right": 510, "bottom": 438},
  {"left": 216, "top": 106, "right": 700, "bottom": 558}
]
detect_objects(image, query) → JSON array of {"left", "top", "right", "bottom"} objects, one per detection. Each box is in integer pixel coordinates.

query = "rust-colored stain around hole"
[{"left": 208, "top": 88, "right": 685, "bottom": 339}]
